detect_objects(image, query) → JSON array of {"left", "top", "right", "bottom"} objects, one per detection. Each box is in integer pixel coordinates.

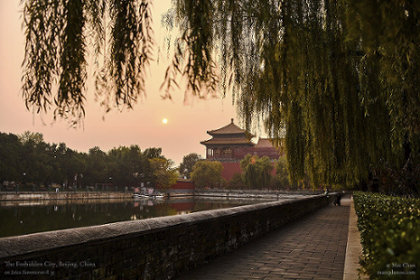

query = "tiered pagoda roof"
[{"left": 200, "top": 119, "right": 254, "bottom": 146}]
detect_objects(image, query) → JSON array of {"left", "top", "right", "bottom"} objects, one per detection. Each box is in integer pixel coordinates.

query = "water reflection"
[{"left": 0, "top": 197, "right": 264, "bottom": 238}]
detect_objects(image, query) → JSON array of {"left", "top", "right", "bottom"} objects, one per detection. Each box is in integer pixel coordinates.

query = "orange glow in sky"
[{"left": 0, "top": 1, "right": 265, "bottom": 166}]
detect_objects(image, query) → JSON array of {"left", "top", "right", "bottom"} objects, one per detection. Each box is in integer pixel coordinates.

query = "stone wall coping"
[
  {"left": 195, "top": 189, "right": 323, "bottom": 195},
  {"left": 0, "top": 195, "right": 323, "bottom": 259}
]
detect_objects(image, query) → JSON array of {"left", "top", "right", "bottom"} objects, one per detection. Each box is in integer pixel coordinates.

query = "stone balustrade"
[{"left": 0, "top": 194, "right": 335, "bottom": 279}]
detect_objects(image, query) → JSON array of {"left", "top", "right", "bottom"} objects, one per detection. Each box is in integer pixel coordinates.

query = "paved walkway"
[{"left": 177, "top": 199, "right": 350, "bottom": 280}]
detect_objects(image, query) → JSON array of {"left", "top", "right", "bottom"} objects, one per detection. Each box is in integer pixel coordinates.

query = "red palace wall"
[
  {"left": 221, "top": 162, "right": 242, "bottom": 181},
  {"left": 233, "top": 147, "right": 254, "bottom": 160},
  {"left": 171, "top": 180, "right": 194, "bottom": 190},
  {"left": 234, "top": 147, "right": 281, "bottom": 161},
  {"left": 221, "top": 161, "right": 277, "bottom": 181},
  {"left": 251, "top": 147, "right": 281, "bottom": 160},
  {"left": 207, "top": 146, "right": 281, "bottom": 161},
  {"left": 168, "top": 180, "right": 195, "bottom": 196},
  {"left": 218, "top": 145, "right": 280, "bottom": 181}
]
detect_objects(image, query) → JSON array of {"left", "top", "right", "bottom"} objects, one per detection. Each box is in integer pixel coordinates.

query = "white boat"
[
  {"left": 150, "top": 194, "right": 164, "bottom": 199},
  {"left": 132, "top": 193, "right": 150, "bottom": 199},
  {"left": 132, "top": 193, "right": 165, "bottom": 199}
]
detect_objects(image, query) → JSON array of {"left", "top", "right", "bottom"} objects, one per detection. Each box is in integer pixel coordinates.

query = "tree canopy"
[
  {"left": 179, "top": 153, "right": 202, "bottom": 179},
  {"left": 21, "top": 0, "right": 420, "bottom": 193},
  {"left": 0, "top": 131, "right": 174, "bottom": 191},
  {"left": 274, "top": 156, "right": 290, "bottom": 189},
  {"left": 240, "top": 155, "right": 272, "bottom": 189},
  {"left": 149, "top": 157, "right": 178, "bottom": 190},
  {"left": 190, "top": 160, "right": 224, "bottom": 188}
]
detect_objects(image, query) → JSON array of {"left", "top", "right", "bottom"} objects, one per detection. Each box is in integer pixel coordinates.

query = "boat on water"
[
  {"left": 132, "top": 193, "right": 149, "bottom": 199},
  {"left": 132, "top": 193, "right": 165, "bottom": 199}
]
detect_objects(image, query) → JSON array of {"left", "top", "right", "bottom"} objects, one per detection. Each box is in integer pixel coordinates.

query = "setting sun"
[{"left": 162, "top": 118, "right": 168, "bottom": 124}]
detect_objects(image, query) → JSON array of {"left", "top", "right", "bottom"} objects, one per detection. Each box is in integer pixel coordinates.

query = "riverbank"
[
  {"left": 0, "top": 189, "right": 325, "bottom": 202},
  {"left": 0, "top": 192, "right": 132, "bottom": 202}
]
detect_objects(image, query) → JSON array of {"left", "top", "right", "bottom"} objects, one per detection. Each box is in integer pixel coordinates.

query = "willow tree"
[
  {"left": 22, "top": 0, "right": 419, "bottom": 193},
  {"left": 240, "top": 155, "right": 272, "bottom": 189},
  {"left": 165, "top": 0, "right": 419, "bottom": 193}
]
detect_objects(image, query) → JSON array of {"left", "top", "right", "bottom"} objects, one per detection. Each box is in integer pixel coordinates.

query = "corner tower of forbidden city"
[{"left": 200, "top": 119, "right": 283, "bottom": 180}]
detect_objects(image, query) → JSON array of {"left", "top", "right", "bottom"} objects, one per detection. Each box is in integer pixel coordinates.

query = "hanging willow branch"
[
  {"left": 108, "top": 0, "right": 153, "bottom": 108},
  {"left": 161, "top": 0, "right": 219, "bottom": 98},
  {"left": 21, "top": 0, "right": 153, "bottom": 125},
  {"left": 169, "top": 0, "right": 419, "bottom": 190},
  {"left": 22, "top": 0, "right": 61, "bottom": 114}
]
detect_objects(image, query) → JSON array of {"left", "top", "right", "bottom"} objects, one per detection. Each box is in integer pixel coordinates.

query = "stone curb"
[{"left": 343, "top": 196, "right": 368, "bottom": 280}]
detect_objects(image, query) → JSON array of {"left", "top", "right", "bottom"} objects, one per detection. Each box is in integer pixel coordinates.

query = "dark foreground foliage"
[{"left": 353, "top": 192, "right": 420, "bottom": 279}]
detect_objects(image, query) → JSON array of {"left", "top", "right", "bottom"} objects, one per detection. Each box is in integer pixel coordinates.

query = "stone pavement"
[{"left": 177, "top": 199, "right": 350, "bottom": 280}]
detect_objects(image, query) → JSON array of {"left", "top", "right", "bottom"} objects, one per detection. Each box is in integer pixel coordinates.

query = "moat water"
[{"left": 0, "top": 197, "right": 271, "bottom": 238}]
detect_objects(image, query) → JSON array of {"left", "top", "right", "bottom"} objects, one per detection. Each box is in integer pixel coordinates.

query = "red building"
[
  {"left": 168, "top": 179, "right": 194, "bottom": 196},
  {"left": 201, "top": 119, "right": 282, "bottom": 181}
]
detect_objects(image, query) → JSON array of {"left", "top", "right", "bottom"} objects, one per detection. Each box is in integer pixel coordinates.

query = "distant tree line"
[{"left": 0, "top": 131, "right": 177, "bottom": 191}]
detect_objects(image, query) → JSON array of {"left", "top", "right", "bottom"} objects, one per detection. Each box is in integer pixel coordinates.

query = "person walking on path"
[{"left": 334, "top": 191, "right": 343, "bottom": 206}]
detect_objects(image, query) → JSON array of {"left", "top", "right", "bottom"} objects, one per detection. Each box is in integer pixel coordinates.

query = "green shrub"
[{"left": 353, "top": 192, "right": 420, "bottom": 279}]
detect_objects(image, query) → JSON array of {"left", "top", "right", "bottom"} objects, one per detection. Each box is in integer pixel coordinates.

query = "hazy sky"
[{"left": 0, "top": 1, "right": 261, "bottom": 166}]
